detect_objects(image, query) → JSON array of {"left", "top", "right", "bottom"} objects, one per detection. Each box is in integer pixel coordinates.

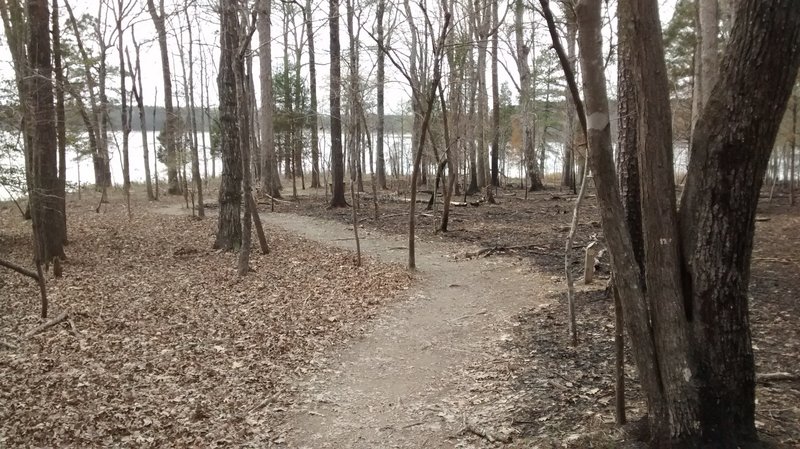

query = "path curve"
[{"left": 157, "top": 204, "right": 552, "bottom": 447}]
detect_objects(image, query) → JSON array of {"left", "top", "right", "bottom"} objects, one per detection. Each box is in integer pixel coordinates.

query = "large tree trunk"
[
  {"left": 26, "top": 0, "right": 64, "bottom": 264},
  {"left": 147, "top": 0, "right": 180, "bottom": 195},
  {"left": 214, "top": 0, "right": 242, "bottom": 250},
  {"left": 568, "top": 0, "right": 800, "bottom": 446},
  {"left": 621, "top": 0, "right": 700, "bottom": 442},
  {"left": 679, "top": 1, "right": 800, "bottom": 443},
  {"left": 329, "top": 0, "right": 346, "bottom": 207},
  {"left": 235, "top": 24, "right": 253, "bottom": 275}
]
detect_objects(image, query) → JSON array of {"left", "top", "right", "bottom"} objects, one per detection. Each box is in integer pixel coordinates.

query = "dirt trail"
[
  {"left": 158, "top": 204, "right": 553, "bottom": 447},
  {"left": 251, "top": 212, "right": 551, "bottom": 448}
]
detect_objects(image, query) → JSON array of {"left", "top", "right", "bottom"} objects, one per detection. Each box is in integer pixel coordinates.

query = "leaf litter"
[{"left": 0, "top": 198, "right": 410, "bottom": 447}]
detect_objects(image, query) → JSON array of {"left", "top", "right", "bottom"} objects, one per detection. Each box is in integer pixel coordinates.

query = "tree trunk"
[
  {"left": 117, "top": 0, "right": 132, "bottom": 217},
  {"left": 184, "top": 3, "right": 204, "bottom": 217},
  {"left": 562, "top": 10, "right": 577, "bottom": 191},
  {"left": 329, "top": 0, "right": 347, "bottom": 207},
  {"left": 26, "top": 0, "right": 65, "bottom": 265},
  {"left": 235, "top": 24, "right": 253, "bottom": 275},
  {"left": 63, "top": 0, "right": 110, "bottom": 189},
  {"left": 305, "top": 0, "right": 321, "bottom": 189},
  {"left": 52, "top": 0, "right": 67, "bottom": 246},
  {"left": 258, "top": 0, "right": 281, "bottom": 198},
  {"left": 679, "top": 1, "right": 800, "bottom": 443},
  {"left": 490, "top": 0, "right": 500, "bottom": 187},
  {"left": 698, "top": 0, "right": 719, "bottom": 109},
  {"left": 515, "top": 0, "right": 542, "bottom": 191},
  {"left": 566, "top": 0, "right": 800, "bottom": 445},
  {"left": 214, "top": 0, "right": 243, "bottom": 250},
  {"left": 129, "top": 32, "right": 155, "bottom": 201},
  {"left": 199, "top": 47, "right": 209, "bottom": 183},
  {"left": 475, "top": 6, "right": 489, "bottom": 190},
  {"left": 375, "top": 0, "right": 387, "bottom": 189},
  {"left": 791, "top": 92, "right": 797, "bottom": 206},
  {"left": 147, "top": 0, "right": 180, "bottom": 195}
]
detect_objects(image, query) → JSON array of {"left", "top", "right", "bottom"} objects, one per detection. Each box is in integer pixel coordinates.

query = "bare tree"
[
  {"left": 146, "top": 0, "right": 180, "bottom": 194},
  {"left": 513, "top": 0, "right": 543, "bottom": 190},
  {"left": 63, "top": 0, "right": 111, "bottom": 192},
  {"left": 183, "top": 1, "right": 204, "bottom": 216},
  {"left": 128, "top": 28, "right": 155, "bottom": 200},
  {"left": 112, "top": 0, "right": 136, "bottom": 217}
]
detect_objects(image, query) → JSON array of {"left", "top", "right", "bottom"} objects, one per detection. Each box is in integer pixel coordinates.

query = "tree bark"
[
  {"left": 679, "top": 1, "right": 800, "bottom": 443},
  {"left": 565, "top": 0, "right": 800, "bottom": 445},
  {"left": 623, "top": 0, "right": 700, "bottom": 442},
  {"left": 214, "top": 0, "right": 243, "bottom": 250},
  {"left": 235, "top": 20, "right": 254, "bottom": 275},
  {"left": 329, "top": 0, "right": 347, "bottom": 207},
  {"left": 26, "top": 0, "right": 65, "bottom": 265}
]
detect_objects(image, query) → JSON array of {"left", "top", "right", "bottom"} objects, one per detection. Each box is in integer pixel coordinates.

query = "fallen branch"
[
  {"left": 463, "top": 421, "right": 512, "bottom": 444},
  {"left": 757, "top": 372, "right": 798, "bottom": 383},
  {"left": 24, "top": 311, "right": 68, "bottom": 338},
  {"left": 0, "top": 257, "right": 39, "bottom": 280},
  {"left": 258, "top": 193, "right": 293, "bottom": 204},
  {"left": 462, "top": 244, "right": 556, "bottom": 259}
]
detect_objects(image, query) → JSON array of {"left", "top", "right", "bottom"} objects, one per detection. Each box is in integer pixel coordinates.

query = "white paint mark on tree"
[{"left": 587, "top": 112, "right": 608, "bottom": 130}]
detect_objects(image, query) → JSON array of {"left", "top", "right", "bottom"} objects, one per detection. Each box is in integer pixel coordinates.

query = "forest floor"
[
  {"left": 267, "top": 182, "right": 800, "bottom": 448},
  {"left": 1, "top": 182, "right": 798, "bottom": 448}
]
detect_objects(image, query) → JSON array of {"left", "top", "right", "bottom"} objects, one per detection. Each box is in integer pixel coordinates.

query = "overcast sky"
[{"left": 1, "top": 0, "right": 678, "bottom": 114}]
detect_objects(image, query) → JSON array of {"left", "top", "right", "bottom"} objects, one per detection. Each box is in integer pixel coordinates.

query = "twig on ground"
[
  {"left": 258, "top": 193, "right": 293, "bottom": 204},
  {"left": 0, "top": 257, "right": 39, "bottom": 280},
  {"left": 402, "top": 421, "right": 426, "bottom": 429},
  {"left": 24, "top": 311, "right": 69, "bottom": 338},
  {"left": 463, "top": 421, "right": 512, "bottom": 444}
]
